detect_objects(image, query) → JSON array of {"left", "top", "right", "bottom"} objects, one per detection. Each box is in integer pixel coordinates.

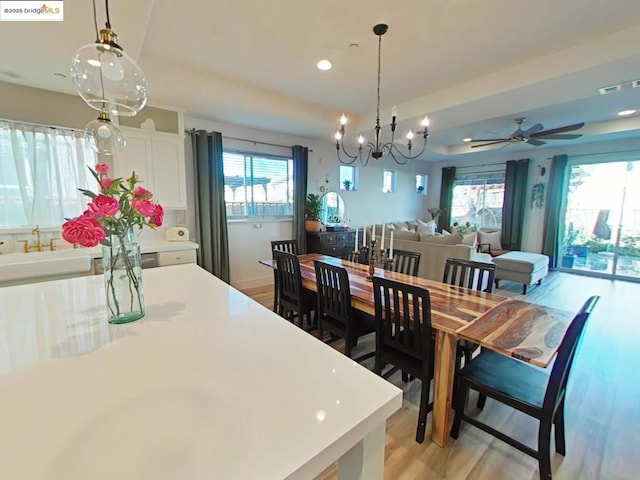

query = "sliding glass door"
[{"left": 561, "top": 160, "right": 640, "bottom": 280}]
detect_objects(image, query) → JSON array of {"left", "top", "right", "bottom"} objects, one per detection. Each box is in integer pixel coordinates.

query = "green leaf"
[{"left": 78, "top": 188, "right": 97, "bottom": 199}]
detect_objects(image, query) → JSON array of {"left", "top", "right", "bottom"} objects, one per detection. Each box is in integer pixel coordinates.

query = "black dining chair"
[
  {"left": 442, "top": 258, "right": 496, "bottom": 370},
  {"left": 372, "top": 275, "right": 435, "bottom": 443},
  {"left": 450, "top": 296, "right": 600, "bottom": 480},
  {"left": 271, "top": 240, "right": 299, "bottom": 312},
  {"left": 273, "top": 250, "right": 316, "bottom": 330},
  {"left": 342, "top": 246, "right": 370, "bottom": 265},
  {"left": 314, "top": 260, "right": 375, "bottom": 361},
  {"left": 385, "top": 249, "right": 421, "bottom": 276}
]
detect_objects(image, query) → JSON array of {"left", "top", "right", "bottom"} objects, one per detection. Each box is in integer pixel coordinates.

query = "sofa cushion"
[
  {"left": 478, "top": 230, "right": 502, "bottom": 252},
  {"left": 420, "top": 232, "right": 463, "bottom": 245},
  {"left": 416, "top": 219, "right": 436, "bottom": 235},
  {"left": 387, "top": 230, "right": 420, "bottom": 241}
]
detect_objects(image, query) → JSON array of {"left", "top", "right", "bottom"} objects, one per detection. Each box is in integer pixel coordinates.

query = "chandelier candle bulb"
[
  {"left": 380, "top": 223, "right": 385, "bottom": 250},
  {"left": 389, "top": 231, "right": 394, "bottom": 260},
  {"left": 340, "top": 114, "right": 347, "bottom": 125},
  {"left": 363, "top": 224, "right": 367, "bottom": 247}
]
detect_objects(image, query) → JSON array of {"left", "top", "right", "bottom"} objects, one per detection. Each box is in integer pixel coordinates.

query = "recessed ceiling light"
[
  {"left": 463, "top": 137, "right": 472, "bottom": 142},
  {"left": 618, "top": 109, "right": 636, "bottom": 116},
  {"left": 317, "top": 59, "right": 332, "bottom": 71}
]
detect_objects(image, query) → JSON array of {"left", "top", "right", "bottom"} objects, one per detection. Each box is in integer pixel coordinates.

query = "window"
[
  {"left": 450, "top": 173, "right": 505, "bottom": 229},
  {"left": 0, "top": 120, "right": 96, "bottom": 229},
  {"left": 382, "top": 170, "right": 396, "bottom": 193},
  {"left": 340, "top": 165, "right": 356, "bottom": 191},
  {"left": 223, "top": 150, "right": 293, "bottom": 218},
  {"left": 416, "top": 174, "right": 428, "bottom": 195}
]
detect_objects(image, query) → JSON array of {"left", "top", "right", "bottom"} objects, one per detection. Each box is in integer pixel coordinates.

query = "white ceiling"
[{"left": 1, "top": 0, "right": 639, "bottom": 161}]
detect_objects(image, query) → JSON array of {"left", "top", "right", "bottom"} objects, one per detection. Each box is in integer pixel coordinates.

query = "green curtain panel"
[
  {"left": 501, "top": 159, "right": 529, "bottom": 250},
  {"left": 542, "top": 154, "right": 568, "bottom": 269},
  {"left": 292, "top": 145, "right": 309, "bottom": 253},
  {"left": 189, "top": 129, "right": 230, "bottom": 283},
  {"left": 438, "top": 167, "right": 456, "bottom": 232}
]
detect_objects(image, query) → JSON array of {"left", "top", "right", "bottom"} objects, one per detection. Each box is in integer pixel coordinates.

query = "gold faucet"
[{"left": 31, "top": 226, "right": 44, "bottom": 252}]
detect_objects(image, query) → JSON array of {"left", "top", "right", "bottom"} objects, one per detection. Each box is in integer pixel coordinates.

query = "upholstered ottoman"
[{"left": 494, "top": 251, "right": 549, "bottom": 294}]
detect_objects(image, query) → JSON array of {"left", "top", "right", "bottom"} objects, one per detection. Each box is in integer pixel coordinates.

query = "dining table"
[
  {"left": 260, "top": 253, "right": 575, "bottom": 447},
  {"left": 0, "top": 264, "right": 402, "bottom": 479}
]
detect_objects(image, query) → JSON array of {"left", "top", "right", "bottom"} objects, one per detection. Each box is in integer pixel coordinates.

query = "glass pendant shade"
[
  {"left": 85, "top": 114, "right": 126, "bottom": 156},
  {"left": 71, "top": 42, "right": 148, "bottom": 117}
]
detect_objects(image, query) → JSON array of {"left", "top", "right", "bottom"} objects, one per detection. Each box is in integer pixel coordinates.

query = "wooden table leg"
[{"left": 431, "top": 331, "right": 457, "bottom": 447}]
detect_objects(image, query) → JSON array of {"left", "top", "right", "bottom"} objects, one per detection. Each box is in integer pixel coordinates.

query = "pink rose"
[
  {"left": 149, "top": 204, "right": 164, "bottom": 227},
  {"left": 62, "top": 216, "right": 106, "bottom": 247},
  {"left": 87, "top": 194, "right": 119, "bottom": 217},
  {"left": 132, "top": 199, "right": 156, "bottom": 217},
  {"left": 134, "top": 186, "right": 153, "bottom": 200},
  {"left": 100, "top": 178, "right": 114, "bottom": 191},
  {"left": 95, "top": 163, "right": 110, "bottom": 175}
]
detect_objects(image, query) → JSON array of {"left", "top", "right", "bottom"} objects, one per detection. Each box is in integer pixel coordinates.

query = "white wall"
[
  {"left": 425, "top": 137, "right": 640, "bottom": 253},
  {"left": 185, "top": 116, "right": 430, "bottom": 288}
]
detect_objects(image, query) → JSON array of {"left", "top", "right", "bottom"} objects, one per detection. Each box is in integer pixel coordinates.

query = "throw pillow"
[
  {"left": 393, "top": 221, "right": 410, "bottom": 231},
  {"left": 441, "top": 229, "right": 451, "bottom": 235},
  {"left": 416, "top": 219, "right": 436, "bottom": 235},
  {"left": 462, "top": 232, "right": 477, "bottom": 248},
  {"left": 478, "top": 230, "right": 502, "bottom": 252},
  {"left": 385, "top": 222, "right": 396, "bottom": 230}
]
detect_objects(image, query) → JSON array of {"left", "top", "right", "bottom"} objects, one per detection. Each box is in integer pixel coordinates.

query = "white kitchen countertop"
[
  {"left": 0, "top": 264, "right": 401, "bottom": 479},
  {"left": 0, "top": 240, "right": 198, "bottom": 264}
]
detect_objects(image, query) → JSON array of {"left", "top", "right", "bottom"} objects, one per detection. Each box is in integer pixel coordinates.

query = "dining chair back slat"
[
  {"left": 443, "top": 258, "right": 496, "bottom": 293},
  {"left": 386, "top": 249, "right": 421, "bottom": 277}
]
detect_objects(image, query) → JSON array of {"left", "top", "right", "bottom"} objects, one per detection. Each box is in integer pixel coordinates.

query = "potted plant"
[
  {"left": 427, "top": 207, "right": 441, "bottom": 221},
  {"left": 342, "top": 179, "right": 351, "bottom": 191},
  {"left": 561, "top": 224, "right": 579, "bottom": 268},
  {"left": 305, "top": 193, "right": 323, "bottom": 232}
]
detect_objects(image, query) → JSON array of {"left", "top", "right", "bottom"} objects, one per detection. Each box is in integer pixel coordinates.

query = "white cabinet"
[
  {"left": 157, "top": 249, "right": 197, "bottom": 266},
  {"left": 113, "top": 128, "right": 187, "bottom": 209}
]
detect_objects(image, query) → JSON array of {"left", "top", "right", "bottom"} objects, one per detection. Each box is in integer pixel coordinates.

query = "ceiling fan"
[{"left": 468, "top": 118, "right": 585, "bottom": 148}]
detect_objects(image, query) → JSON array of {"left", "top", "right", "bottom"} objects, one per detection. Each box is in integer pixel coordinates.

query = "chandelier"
[
  {"left": 71, "top": 0, "right": 148, "bottom": 155},
  {"left": 335, "top": 24, "right": 430, "bottom": 166}
]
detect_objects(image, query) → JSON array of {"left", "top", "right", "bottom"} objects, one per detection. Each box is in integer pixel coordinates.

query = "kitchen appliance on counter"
[{"left": 165, "top": 226, "right": 189, "bottom": 242}]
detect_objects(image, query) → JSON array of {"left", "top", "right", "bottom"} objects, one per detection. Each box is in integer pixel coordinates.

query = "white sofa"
[{"left": 372, "top": 229, "right": 492, "bottom": 282}]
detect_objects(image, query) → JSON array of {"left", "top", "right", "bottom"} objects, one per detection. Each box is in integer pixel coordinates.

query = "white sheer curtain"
[{"left": 0, "top": 120, "right": 96, "bottom": 228}]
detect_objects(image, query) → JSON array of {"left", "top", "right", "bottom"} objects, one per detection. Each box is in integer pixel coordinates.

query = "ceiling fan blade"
[
  {"left": 526, "top": 138, "right": 546, "bottom": 146},
  {"left": 531, "top": 122, "right": 585, "bottom": 137},
  {"left": 522, "top": 123, "right": 544, "bottom": 136},
  {"left": 467, "top": 138, "right": 511, "bottom": 143},
  {"left": 532, "top": 133, "right": 582, "bottom": 140},
  {"left": 471, "top": 140, "right": 510, "bottom": 148}
]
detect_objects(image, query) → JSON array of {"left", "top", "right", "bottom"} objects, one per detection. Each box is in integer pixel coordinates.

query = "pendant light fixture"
[
  {"left": 70, "top": 0, "right": 148, "bottom": 117},
  {"left": 84, "top": 103, "right": 127, "bottom": 155},
  {"left": 335, "top": 24, "right": 430, "bottom": 166}
]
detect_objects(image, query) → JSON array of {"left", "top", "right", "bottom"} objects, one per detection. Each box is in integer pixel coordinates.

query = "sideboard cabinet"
[{"left": 306, "top": 231, "right": 355, "bottom": 257}]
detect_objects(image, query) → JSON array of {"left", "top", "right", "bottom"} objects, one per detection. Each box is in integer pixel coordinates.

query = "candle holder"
[{"left": 367, "top": 258, "right": 375, "bottom": 279}]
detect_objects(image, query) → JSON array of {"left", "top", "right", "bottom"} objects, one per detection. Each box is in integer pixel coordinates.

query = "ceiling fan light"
[
  {"left": 618, "top": 109, "right": 636, "bottom": 116},
  {"left": 463, "top": 137, "right": 472, "bottom": 142}
]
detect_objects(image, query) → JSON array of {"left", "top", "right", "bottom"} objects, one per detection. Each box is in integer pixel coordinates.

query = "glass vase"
[{"left": 102, "top": 229, "right": 145, "bottom": 324}]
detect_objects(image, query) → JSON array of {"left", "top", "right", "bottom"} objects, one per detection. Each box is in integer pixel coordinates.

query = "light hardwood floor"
[{"left": 242, "top": 272, "right": 639, "bottom": 479}]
